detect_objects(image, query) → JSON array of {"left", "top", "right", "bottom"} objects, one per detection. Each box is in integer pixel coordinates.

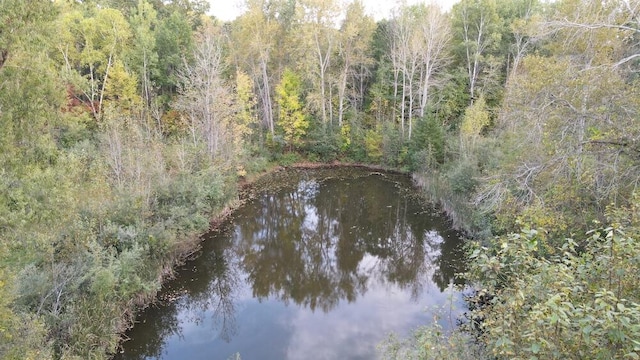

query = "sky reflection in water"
[{"left": 116, "top": 169, "right": 467, "bottom": 360}]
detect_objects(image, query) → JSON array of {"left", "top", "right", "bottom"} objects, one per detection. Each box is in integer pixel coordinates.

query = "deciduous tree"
[
  {"left": 336, "top": 1, "right": 375, "bottom": 127},
  {"left": 276, "top": 69, "right": 309, "bottom": 150},
  {"left": 128, "top": 0, "right": 159, "bottom": 120},
  {"left": 451, "top": 0, "right": 503, "bottom": 102},
  {"left": 174, "top": 21, "right": 233, "bottom": 159},
  {"left": 230, "top": 0, "right": 280, "bottom": 135},
  {"left": 298, "top": 0, "right": 340, "bottom": 126},
  {"left": 56, "top": 7, "right": 133, "bottom": 119}
]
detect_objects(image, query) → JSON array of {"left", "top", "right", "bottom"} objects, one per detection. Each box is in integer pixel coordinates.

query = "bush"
[
  {"left": 278, "top": 152, "right": 301, "bottom": 166},
  {"left": 407, "top": 149, "right": 436, "bottom": 173},
  {"left": 379, "top": 318, "right": 486, "bottom": 360},
  {"left": 407, "top": 116, "right": 445, "bottom": 172},
  {"left": 304, "top": 126, "right": 340, "bottom": 161},
  {"left": 467, "top": 203, "right": 640, "bottom": 359},
  {"left": 364, "top": 128, "right": 383, "bottom": 163},
  {"left": 446, "top": 160, "right": 479, "bottom": 196},
  {"left": 152, "top": 170, "right": 232, "bottom": 233},
  {"left": 344, "top": 127, "right": 368, "bottom": 163},
  {"left": 380, "top": 122, "right": 407, "bottom": 167}
]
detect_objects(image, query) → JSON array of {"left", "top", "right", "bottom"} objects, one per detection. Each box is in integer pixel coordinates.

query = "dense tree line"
[{"left": 0, "top": 0, "right": 638, "bottom": 358}]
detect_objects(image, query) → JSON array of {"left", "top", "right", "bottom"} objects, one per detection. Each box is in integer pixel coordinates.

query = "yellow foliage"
[
  {"left": 460, "top": 95, "right": 490, "bottom": 138},
  {"left": 364, "top": 128, "right": 383, "bottom": 162},
  {"left": 517, "top": 202, "right": 568, "bottom": 240},
  {"left": 233, "top": 70, "right": 258, "bottom": 145},
  {"left": 104, "top": 60, "right": 142, "bottom": 113},
  {"left": 276, "top": 69, "right": 309, "bottom": 149},
  {"left": 340, "top": 123, "right": 351, "bottom": 151}
]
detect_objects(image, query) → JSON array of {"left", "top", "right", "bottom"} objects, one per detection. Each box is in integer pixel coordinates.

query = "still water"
[{"left": 115, "top": 168, "right": 467, "bottom": 360}]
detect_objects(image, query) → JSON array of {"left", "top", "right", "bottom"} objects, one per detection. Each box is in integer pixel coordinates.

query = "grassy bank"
[{"left": 0, "top": 139, "right": 262, "bottom": 359}]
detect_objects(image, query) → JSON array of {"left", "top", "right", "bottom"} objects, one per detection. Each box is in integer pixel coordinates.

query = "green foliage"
[
  {"left": 460, "top": 95, "right": 490, "bottom": 139},
  {"left": 1, "top": 0, "right": 638, "bottom": 358},
  {"left": 104, "top": 59, "right": 142, "bottom": 112},
  {"left": 277, "top": 152, "right": 302, "bottom": 167},
  {"left": 432, "top": 73, "right": 470, "bottom": 130},
  {"left": 154, "top": 10, "right": 194, "bottom": 94},
  {"left": 127, "top": 0, "right": 159, "bottom": 105},
  {"left": 0, "top": 0, "right": 57, "bottom": 59},
  {"left": 0, "top": 46, "right": 63, "bottom": 169},
  {"left": 361, "top": 128, "right": 382, "bottom": 163},
  {"left": 340, "top": 121, "right": 369, "bottom": 163},
  {"left": 407, "top": 115, "right": 446, "bottom": 171},
  {"left": 450, "top": 0, "right": 508, "bottom": 103},
  {"left": 234, "top": 70, "right": 259, "bottom": 143},
  {"left": 0, "top": 265, "right": 52, "bottom": 360},
  {"left": 380, "top": 122, "right": 408, "bottom": 167},
  {"left": 379, "top": 321, "right": 486, "bottom": 360},
  {"left": 446, "top": 159, "right": 480, "bottom": 196},
  {"left": 153, "top": 169, "right": 231, "bottom": 233},
  {"left": 340, "top": 123, "right": 352, "bottom": 152},
  {"left": 468, "top": 201, "right": 640, "bottom": 359},
  {"left": 304, "top": 126, "right": 340, "bottom": 162},
  {"left": 54, "top": 6, "right": 133, "bottom": 118}
]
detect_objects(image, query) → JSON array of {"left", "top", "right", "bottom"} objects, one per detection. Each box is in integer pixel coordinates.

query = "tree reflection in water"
[
  {"left": 115, "top": 169, "right": 466, "bottom": 360},
  {"left": 237, "top": 172, "right": 463, "bottom": 313}
]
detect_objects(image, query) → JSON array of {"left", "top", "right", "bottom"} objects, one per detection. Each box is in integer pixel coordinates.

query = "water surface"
[{"left": 116, "top": 168, "right": 466, "bottom": 360}]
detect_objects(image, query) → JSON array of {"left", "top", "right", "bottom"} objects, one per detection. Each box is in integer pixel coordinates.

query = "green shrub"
[
  {"left": 407, "top": 116, "right": 445, "bottom": 171},
  {"left": 446, "top": 160, "right": 479, "bottom": 196},
  {"left": 381, "top": 122, "right": 406, "bottom": 166},
  {"left": 379, "top": 319, "right": 486, "bottom": 360},
  {"left": 467, "top": 203, "right": 640, "bottom": 360},
  {"left": 304, "top": 127, "right": 340, "bottom": 161},
  {"left": 278, "top": 152, "right": 301, "bottom": 166},
  {"left": 364, "top": 128, "right": 383, "bottom": 163}
]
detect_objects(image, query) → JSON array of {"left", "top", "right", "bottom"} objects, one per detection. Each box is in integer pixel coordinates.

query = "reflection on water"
[{"left": 115, "top": 169, "right": 467, "bottom": 360}]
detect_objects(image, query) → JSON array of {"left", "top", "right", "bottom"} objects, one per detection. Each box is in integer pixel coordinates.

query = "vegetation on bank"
[
  {"left": 0, "top": 0, "right": 638, "bottom": 358},
  {"left": 382, "top": 209, "right": 640, "bottom": 360}
]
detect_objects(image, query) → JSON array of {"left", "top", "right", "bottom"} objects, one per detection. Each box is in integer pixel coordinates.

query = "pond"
[{"left": 115, "top": 168, "right": 467, "bottom": 360}]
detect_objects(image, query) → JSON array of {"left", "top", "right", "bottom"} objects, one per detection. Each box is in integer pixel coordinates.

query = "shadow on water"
[{"left": 115, "top": 168, "right": 467, "bottom": 360}]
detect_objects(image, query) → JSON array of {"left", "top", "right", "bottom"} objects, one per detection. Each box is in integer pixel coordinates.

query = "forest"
[{"left": 0, "top": 0, "right": 638, "bottom": 358}]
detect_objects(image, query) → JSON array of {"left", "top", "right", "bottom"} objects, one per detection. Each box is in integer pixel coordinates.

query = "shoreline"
[
  {"left": 112, "top": 160, "right": 479, "bottom": 360},
  {"left": 112, "top": 161, "right": 409, "bottom": 356}
]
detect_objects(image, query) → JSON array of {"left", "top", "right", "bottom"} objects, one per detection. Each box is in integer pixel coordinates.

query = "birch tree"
[
  {"left": 389, "top": 5, "right": 413, "bottom": 137},
  {"left": 451, "top": 0, "right": 502, "bottom": 102},
  {"left": 56, "top": 8, "right": 133, "bottom": 119},
  {"left": 417, "top": 4, "right": 451, "bottom": 118},
  {"left": 299, "top": 0, "right": 340, "bottom": 126},
  {"left": 336, "top": 0, "right": 375, "bottom": 127},
  {"left": 175, "top": 22, "right": 233, "bottom": 159},
  {"left": 230, "top": 0, "right": 279, "bottom": 135},
  {"left": 388, "top": 3, "right": 451, "bottom": 139},
  {"left": 500, "top": 0, "right": 542, "bottom": 79},
  {"left": 128, "top": 0, "right": 159, "bottom": 121}
]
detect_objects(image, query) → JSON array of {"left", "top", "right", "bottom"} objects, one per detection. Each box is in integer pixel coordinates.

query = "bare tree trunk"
[
  {"left": 98, "top": 53, "right": 114, "bottom": 118},
  {"left": 337, "top": 52, "right": 349, "bottom": 127},
  {"left": 418, "top": 7, "right": 450, "bottom": 118},
  {"left": 175, "top": 24, "right": 234, "bottom": 160},
  {"left": 313, "top": 30, "right": 333, "bottom": 126},
  {"left": 260, "top": 59, "right": 274, "bottom": 135},
  {"left": 401, "top": 70, "right": 407, "bottom": 137}
]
